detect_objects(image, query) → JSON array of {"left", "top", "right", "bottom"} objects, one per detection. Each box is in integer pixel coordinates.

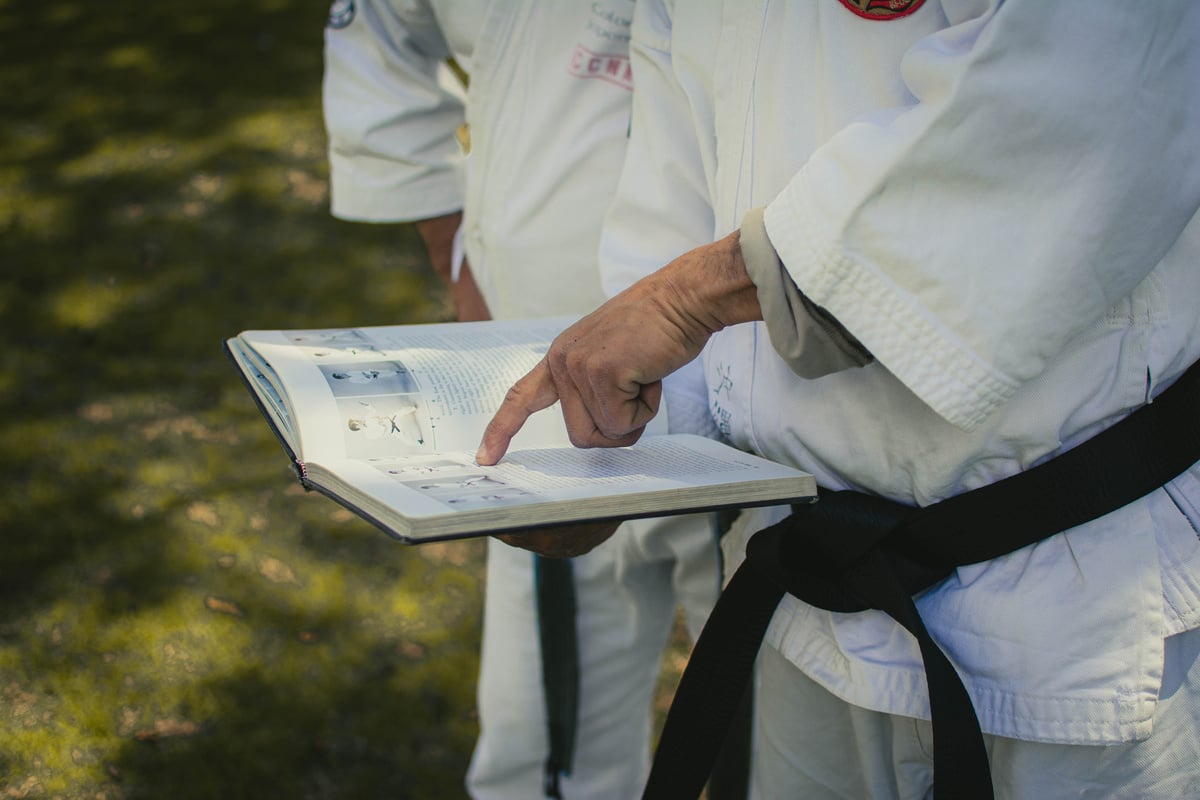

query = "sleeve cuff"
[
  {"left": 740, "top": 207, "right": 873, "bottom": 379},
  {"left": 328, "top": 151, "right": 464, "bottom": 223}
]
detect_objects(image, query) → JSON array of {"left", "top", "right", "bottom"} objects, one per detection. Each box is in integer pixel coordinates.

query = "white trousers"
[
  {"left": 751, "top": 628, "right": 1200, "bottom": 799},
  {"left": 466, "top": 513, "right": 721, "bottom": 799}
]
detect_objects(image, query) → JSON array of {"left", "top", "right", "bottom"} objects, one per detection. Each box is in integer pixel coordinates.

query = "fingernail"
[{"left": 474, "top": 445, "right": 490, "bottom": 465}]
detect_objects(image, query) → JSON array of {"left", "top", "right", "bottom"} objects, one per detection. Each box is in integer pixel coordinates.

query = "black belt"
[
  {"left": 642, "top": 358, "right": 1200, "bottom": 799},
  {"left": 538, "top": 516, "right": 748, "bottom": 799},
  {"left": 536, "top": 555, "right": 579, "bottom": 799}
]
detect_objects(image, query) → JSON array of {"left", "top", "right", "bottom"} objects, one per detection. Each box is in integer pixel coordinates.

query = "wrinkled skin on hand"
[
  {"left": 473, "top": 231, "right": 760, "bottom": 559},
  {"left": 476, "top": 230, "right": 761, "bottom": 467},
  {"left": 494, "top": 519, "right": 621, "bottom": 559}
]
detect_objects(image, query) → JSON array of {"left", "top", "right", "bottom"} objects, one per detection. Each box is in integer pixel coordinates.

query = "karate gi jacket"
[
  {"left": 323, "top": 0, "right": 636, "bottom": 320},
  {"left": 600, "top": 0, "right": 1200, "bottom": 745}
]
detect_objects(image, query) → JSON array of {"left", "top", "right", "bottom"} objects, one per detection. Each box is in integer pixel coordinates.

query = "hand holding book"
[
  {"left": 226, "top": 315, "right": 813, "bottom": 544},
  {"left": 495, "top": 519, "right": 621, "bottom": 559}
]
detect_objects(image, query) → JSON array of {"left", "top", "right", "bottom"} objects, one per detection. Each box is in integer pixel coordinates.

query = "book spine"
[{"left": 289, "top": 459, "right": 311, "bottom": 487}]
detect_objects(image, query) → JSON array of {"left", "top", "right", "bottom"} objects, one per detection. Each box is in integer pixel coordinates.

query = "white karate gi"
[
  {"left": 323, "top": 2, "right": 722, "bottom": 796},
  {"left": 599, "top": 0, "right": 1200, "bottom": 796}
]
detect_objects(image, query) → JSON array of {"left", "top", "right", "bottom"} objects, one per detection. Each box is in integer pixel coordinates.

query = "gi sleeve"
[
  {"left": 598, "top": 0, "right": 720, "bottom": 438},
  {"left": 762, "top": 0, "right": 1200, "bottom": 429},
  {"left": 322, "top": 0, "right": 465, "bottom": 222},
  {"left": 597, "top": 0, "right": 715, "bottom": 298},
  {"left": 740, "top": 207, "right": 872, "bottom": 379}
]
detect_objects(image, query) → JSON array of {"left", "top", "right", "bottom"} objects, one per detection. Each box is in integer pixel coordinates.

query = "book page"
[
  {"left": 226, "top": 337, "right": 314, "bottom": 466},
  {"left": 311, "top": 433, "right": 812, "bottom": 531},
  {"left": 490, "top": 436, "right": 766, "bottom": 494},
  {"left": 235, "top": 317, "right": 666, "bottom": 463}
]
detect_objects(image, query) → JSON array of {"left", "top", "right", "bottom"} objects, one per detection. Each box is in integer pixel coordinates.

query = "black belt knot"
[
  {"left": 641, "top": 358, "right": 1200, "bottom": 800},
  {"left": 747, "top": 492, "right": 923, "bottom": 614}
]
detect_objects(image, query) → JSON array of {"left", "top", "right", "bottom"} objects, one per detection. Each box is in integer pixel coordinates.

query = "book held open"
[{"left": 225, "top": 316, "right": 816, "bottom": 543}]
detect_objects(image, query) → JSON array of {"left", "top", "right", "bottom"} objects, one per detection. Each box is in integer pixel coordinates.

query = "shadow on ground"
[{"left": 0, "top": 2, "right": 491, "bottom": 797}]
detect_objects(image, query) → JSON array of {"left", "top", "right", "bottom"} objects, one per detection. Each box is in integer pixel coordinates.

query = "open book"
[{"left": 225, "top": 316, "right": 816, "bottom": 543}]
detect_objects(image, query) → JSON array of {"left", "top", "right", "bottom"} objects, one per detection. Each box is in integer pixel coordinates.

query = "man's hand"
[
  {"left": 495, "top": 520, "right": 620, "bottom": 559},
  {"left": 450, "top": 257, "right": 490, "bottom": 321},
  {"left": 414, "top": 212, "right": 462, "bottom": 284},
  {"left": 476, "top": 230, "right": 761, "bottom": 465},
  {"left": 414, "top": 212, "right": 491, "bottom": 322}
]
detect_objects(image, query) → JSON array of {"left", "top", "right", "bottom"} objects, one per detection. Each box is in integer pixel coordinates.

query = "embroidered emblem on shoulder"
[
  {"left": 837, "top": 0, "right": 926, "bottom": 20},
  {"left": 327, "top": 0, "right": 355, "bottom": 29}
]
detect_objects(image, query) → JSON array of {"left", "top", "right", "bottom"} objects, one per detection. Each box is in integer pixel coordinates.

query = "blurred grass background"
[{"left": 0, "top": 1, "right": 688, "bottom": 797}]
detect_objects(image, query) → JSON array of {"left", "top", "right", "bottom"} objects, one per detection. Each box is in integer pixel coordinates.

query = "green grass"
[
  {"left": 0, "top": 1, "right": 489, "bottom": 796},
  {"left": 0, "top": 2, "right": 692, "bottom": 796}
]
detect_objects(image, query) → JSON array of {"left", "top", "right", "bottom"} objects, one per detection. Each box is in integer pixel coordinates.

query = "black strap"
[
  {"left": 707, "top": 507, "right": 755, "bottom": 800},
  {"left": 645, "top": 558, "right": 786, "bottom": 800},
  {"left": 538, "top": 511, "right": 750, "bottom": 799},
  {"left": 705, "top": 675, "right": 753, "bottom": 800},
  {"left": 535, "top": 555, "right": 579, "bottom": 799},
  {"left": 643, "top": 359, "right": 1200, "bottom": 800}
]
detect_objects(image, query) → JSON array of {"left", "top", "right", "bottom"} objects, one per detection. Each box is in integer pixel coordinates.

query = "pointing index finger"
[{"left": 475, "top": 359, "right": 560, "bottom": 465}]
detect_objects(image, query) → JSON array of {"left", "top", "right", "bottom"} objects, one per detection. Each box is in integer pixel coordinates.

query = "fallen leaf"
[
  {"left": 186, "top": 502, "right": 220, "bottom": 527},
  {"left": 257, "top": 556, "right": 297, "bottom": 584},
  {"left": 203, "top": 596, "right": 243, "bottom": 617},
  {"left": 134, "top": 718, "right": 198, "bottom": 741}
]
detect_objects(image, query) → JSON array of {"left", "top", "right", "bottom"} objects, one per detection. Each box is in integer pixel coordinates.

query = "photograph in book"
[{"left": 225, "top": 316, "right": 817, "bottom": 543}]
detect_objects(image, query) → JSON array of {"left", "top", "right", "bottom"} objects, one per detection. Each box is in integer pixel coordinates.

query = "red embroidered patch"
[
  {"left": 567, "top": 45, "right": 633, "bottom": 91},
  {"left": 837, "top": 0, "right": 927, "bottom": 20}
]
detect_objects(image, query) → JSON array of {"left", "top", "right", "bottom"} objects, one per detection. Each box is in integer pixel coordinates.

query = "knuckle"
[
  {"left": 567, "top": 429, "right": 594, "bottom": 449},
  {"left": 563, "top": 346, "right": 588, "bottom": 373}
]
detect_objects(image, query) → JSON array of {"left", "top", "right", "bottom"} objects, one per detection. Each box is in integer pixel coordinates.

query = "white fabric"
[
  {"left": 751, "top": 634, "right": 1200, "bottom": 800},
  {"left": 324, "top": 3, "right": 723, "bottom": 798},
  {"left": 472, "top": 520, "right": 719, "bottom": 799},
  {"left": 323, "top": 0, "right": 465, "bottom": 222},
  {"left": 603, "top": 0, "right": 1200, "bottom": 753},
  {"left": 326, "top": 0, "right": 638, "bottom": 321}
]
